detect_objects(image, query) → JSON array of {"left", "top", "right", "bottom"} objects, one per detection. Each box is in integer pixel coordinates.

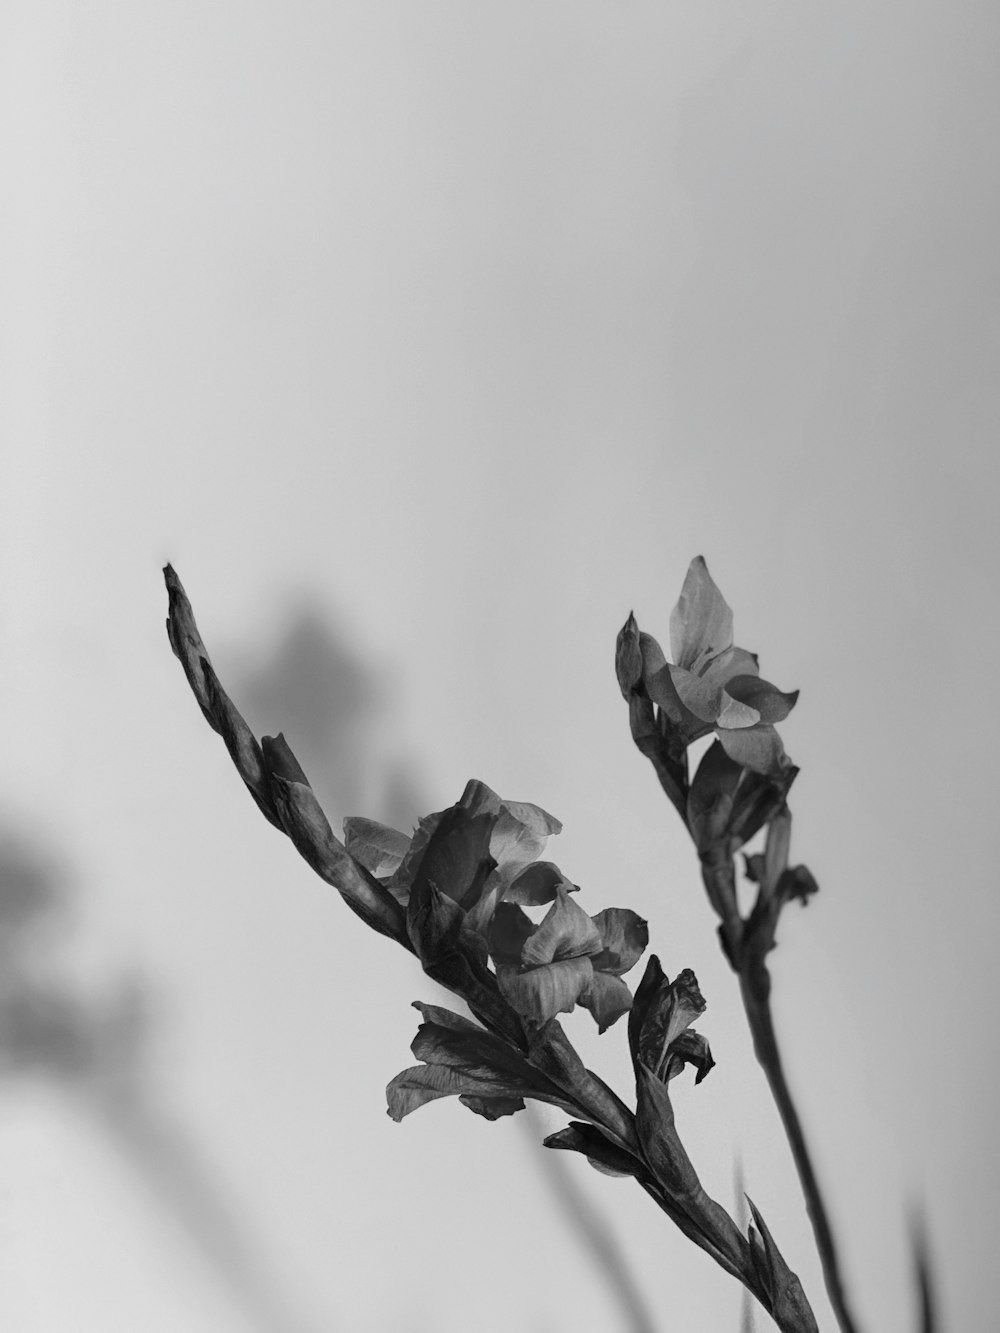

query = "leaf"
[
  {"left": 543, "top": 1121, "right": 640, "bottom": 1178},
  {"left": 745, "top": 1197, "right": 819, "bottom": 1333},
  {"left": 343, "top": 817, "right": 410, "bottom": 879}
]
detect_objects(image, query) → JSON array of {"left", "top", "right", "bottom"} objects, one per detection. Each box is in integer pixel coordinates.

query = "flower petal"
[
  {"left": 497, "top": 956, "right": 594, "bottom": 1023},
  {"left": 387, "top": 1064, "right": 538, "bottom": 1121},
  {"left": 718, "top": 723, "right": 790, "bottom": 777},
  {"left": 668, "top": 664, "right": 724, "bottom": 722},
  {"left": 579, "top": 971, "right": 634, "bottom": 1033},
  {"left": 343, "top": 817, "right": 410, "bottom": 879},
  {"left": 701, "top": 646, "right": 760, "bottom": 687},
  {"left": 664, "top": 1028, "right": 716, "bottom": 1084},
  {"left": 491, "top": 800, "right": 562, "bottom": 881},
  {"left": 458, "top": 1094, "right": 526, "bottom": 1119},
  {"left": 521, "top": 887, "right": 603, "bottom": 967},
  {"left": 589, "top": 908, "right": 649, "bottom": 976},
  {"left": 641, "top": 635, "right": 695, "bottom": 727},
  {"left": 715, "top": 694, "right": 761, "bottom": 730},
  {"left": 504, "top": 860, "right": 576, "bottom": 906},
  {"left": 409, "top": 802, "right": 497, "bottom": 911},
  {"left": 669, "top": 557, "right": 734, "bottom": 674},
  {"left": 723, "top": 674, "right": 799, "bottom": 724},
  {"left": 488, "top": 902, "right": 536, "bottom": 965}
]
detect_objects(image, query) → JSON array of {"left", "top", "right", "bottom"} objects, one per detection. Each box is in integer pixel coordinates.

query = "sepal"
[{"left": 745, "top": 1197, "right": 820, "bottom": 1333}]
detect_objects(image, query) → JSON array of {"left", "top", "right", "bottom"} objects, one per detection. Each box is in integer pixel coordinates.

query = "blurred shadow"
[
  {"left": 524, "top": 1103, "right": 659, "bottom": 1333},
  {"left": 234, "top": 597, "right": 658, "bottom": 1333},
  {"left": 235, "top": 604, "right": 425, "bottom": 833},
  {"left": 0, "top": 827, "right": 320, "bottom": 1333}
]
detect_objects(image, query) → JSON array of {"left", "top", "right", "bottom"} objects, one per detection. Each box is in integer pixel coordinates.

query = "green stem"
[{"left": 738, "top": 962, "right": 862, "bottom": 1333}]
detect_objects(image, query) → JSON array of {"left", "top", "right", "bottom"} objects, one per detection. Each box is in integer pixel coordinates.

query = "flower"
[
  {"left": 627, "top": 956, "right": 715, "bottom": 1086},
  {"left": 489, "top": 887, "right": 648, "bottom": 1030},
  {"left": 343, "top": 778, "right": 563, "bottom": 938},
  {"left": 638, "top": 557, "right": 798, "bottom": 777}
]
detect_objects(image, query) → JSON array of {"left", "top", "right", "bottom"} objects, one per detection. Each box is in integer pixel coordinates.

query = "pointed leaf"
[
  {"left": 544, "top": 1121, "right": 641, "bottom": 1178},
  {"left": 745, "top": 1197, "right": 819, "bottom": 1332}
]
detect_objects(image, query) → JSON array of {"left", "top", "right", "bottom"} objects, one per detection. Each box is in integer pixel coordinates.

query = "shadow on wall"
[
  {"left": 0, "top": 826, "right": 322, "bottom": 1333},
  {"left": 235, "top": 603, "right": 426, "bottom": 834}
]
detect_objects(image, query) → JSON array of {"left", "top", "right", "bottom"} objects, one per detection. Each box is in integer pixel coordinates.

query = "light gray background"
[{"left": 3, "top": 3, "right": 998, "bottom": 1330}]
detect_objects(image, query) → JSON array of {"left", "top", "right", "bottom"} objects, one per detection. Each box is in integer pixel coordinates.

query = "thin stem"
[{"left": 738, "top": 964, "right": 862, "bottom": 1333}]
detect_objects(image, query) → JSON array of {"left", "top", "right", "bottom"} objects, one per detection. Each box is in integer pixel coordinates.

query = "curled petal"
[
  {"left": 491, "top": 800, "right": 562, "bottom": 881},
  {"left": 504, "top": 860, "right": 575, "bottom": 906},
  {"left": 459, "top": 1094, "right": 525, "bottom": 1120},
  {"left": 497, "top": 957, "right": 594, "bottom": 1023},
  {"left": 579, "top": 970, "right": 634, "bottom": 1033},
  {"left": 521, "top": 887, "right": 603, "bottom": 967},
  {"left": 715, "top": 694, "right": 761, "bottom": 730},
  {"left": 664, "top": 1028, "right": 716, "bottom": 1084},
  {"left": 718, "top": 723, "right": 791, "bottom": 777},
  {"left": 669, "top": 557, "right": 734, "bottom": 674},
  {"left": 387, "top": 1064, "right": 533, "bottom": 1122},
  {"left": 589, "top": 908, "right": 649, "bottom": 976},
  {"left": 343, "top": 818, "right": 410, "bottom": 879},
  {"left": 723, "top": 674, "right": 799, "bottom": 724},
  {"left": 668, "top": 664, "right": 724, "bottom": 723}
]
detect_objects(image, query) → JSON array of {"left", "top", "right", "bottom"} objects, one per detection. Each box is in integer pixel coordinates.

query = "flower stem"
[{"left": 738, "top": 961, "right": 862, "bottom": 1333}]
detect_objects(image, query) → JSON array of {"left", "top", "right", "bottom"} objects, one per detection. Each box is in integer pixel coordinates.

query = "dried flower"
[{"left": 637, "top": 557, "right": 798, "bottom": 777}]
